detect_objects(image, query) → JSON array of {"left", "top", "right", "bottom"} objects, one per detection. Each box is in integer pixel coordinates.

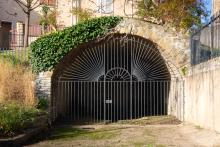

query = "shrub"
[
  {"left": 0, "top": 102, "right": 39, "bottom": 137},
  {"left": 136, "top": 0, "right": 208, "bottom": 30},
  {"left": 37, "top": 97, "right": 49, "bottom": 110},
  {"left": 30, "top": 16, "right": 122, "bottom": 73},
  {"left": 71, "top": 7, "right": 93, "bottom": 22}
]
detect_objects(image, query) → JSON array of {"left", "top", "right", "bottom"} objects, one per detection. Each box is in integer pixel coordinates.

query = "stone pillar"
[{"left": 16, "top": 22, "right": 24, "bottom": 47}]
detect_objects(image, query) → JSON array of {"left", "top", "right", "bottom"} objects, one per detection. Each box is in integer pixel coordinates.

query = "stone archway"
[
  {"left": 50, "top": 33, "right": 186, "bottom": 122},
  {"left": 35, "top": 18, "right": 189, "bottom": 122},
  {"left": 115, "top": 18, "right": 190, "bottom": 79}
]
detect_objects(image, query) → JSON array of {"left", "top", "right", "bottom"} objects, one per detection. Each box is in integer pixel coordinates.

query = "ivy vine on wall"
[{"left": 30, "top": 16, "right": 122, "bottom": 73}]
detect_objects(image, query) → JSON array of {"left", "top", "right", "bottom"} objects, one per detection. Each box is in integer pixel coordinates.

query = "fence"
[
  {"left": 54, "top": 81, "right": 171, "bottom": 123},
  {"left": 191, "top": 11, "right": 220, "bottom": 65},
  {"left": 0, "top": 25, "right": 53, "bottom": 62}
]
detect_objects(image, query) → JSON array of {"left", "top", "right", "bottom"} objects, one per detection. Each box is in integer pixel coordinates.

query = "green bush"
[
  {"left": 30, "top": 16, "right": 122, "bottom": 73},
  {"left": 0, "top": 102, "right": 39, "bottom": 137},
  {"left": 37, "top": 98, "right": 49, "bottom": 110}
]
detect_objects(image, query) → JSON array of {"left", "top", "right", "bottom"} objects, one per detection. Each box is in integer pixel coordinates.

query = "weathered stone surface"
[
  {"left": 116, "top": 18, "right": 190, "bottom": 68},
  {"left": 185, "top": 56, "right": 220, "bottom": 132},
  {"left": 35, "top": 71, "right": 52, "bottom": 99},
  {"left": 115, "top": 18, "right": 190, "bottom": 79}
]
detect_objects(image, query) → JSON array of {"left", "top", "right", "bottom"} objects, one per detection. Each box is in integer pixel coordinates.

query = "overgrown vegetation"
[
  {"left": 36, "top": 97, "right": 49, "bottom": 110},
  {"left": 0, "top": 102, "right": 39, "bottom": 137},
  {"left": 0, "top": 54, "right": 48, "bottom": 137},
  {"left": 40, "top": 5, "right": 59, "bottom": 32},
  {"left": 71, "top": 7, "right": 94, "bottom": 22},
  {"left": 30, "top": 16, "right": 122, "bottom": 73},
  {"left": 0, "top": 53, "right": 35, "bottom": 105},
  {"left": 136, "top": 0, "right": 209, "bottom": 30}
]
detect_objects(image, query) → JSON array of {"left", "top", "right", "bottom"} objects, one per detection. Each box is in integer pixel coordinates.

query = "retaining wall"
[{"left": 185, "top": 57, "right": 220, "bottom": 132}]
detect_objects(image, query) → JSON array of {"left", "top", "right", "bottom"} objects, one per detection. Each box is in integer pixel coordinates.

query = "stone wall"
[
  {"left": 35, "top": 71, "right": 52, "bottom": 99},
  {"left": 115, "top": 18, "right": 190, "bottom": 78},
  {"left": 185, "top": 57, "right": 220, "bottom": 132}
]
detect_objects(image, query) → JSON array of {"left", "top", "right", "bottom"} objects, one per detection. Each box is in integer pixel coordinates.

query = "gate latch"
[{"left": 105, "top": 100, "right": 112, "bottom": 104}]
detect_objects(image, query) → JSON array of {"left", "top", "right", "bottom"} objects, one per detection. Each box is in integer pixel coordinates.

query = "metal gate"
[
  {"left": 57, "top": 81, "right": 170, "bottom": 122},
  {"left": 54, "top": 34, "right": 171, "bottom": 122}
]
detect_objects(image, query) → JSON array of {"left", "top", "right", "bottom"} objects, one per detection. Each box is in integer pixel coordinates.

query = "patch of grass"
[
  {"left": 49, "top": 126, "right": 120, "bottom": 141},
  {"left": 133, "top": 142, "right": 145, "bottom": 147},
  {"left": 116, "top": 115, "right": 181, "bottom": 125},
  {"left": 87, "top": 129, "right": 118, "bottom": 140},
  {"left": 0, "top": 49, "right": 30, "bottom": 67},
  {"left": 0, "top": 102, "right": 40, "bottom": 137},
  {"left": 156, "top": 145, "right": 166, "bottom": 147},
  {"left": 195, "top": 125, "right": 203, "bottom": 130}
]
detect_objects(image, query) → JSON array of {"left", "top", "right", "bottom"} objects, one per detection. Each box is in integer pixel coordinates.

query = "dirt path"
[{"left": 26, "top": 123, "right": 220, "bottom": 147}]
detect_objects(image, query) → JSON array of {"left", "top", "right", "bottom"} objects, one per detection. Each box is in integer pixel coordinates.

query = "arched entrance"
[{"left": 52, "top": 34, "right": 171, "bottom": 122}]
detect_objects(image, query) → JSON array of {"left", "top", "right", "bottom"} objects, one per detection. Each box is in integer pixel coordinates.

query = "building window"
[
  {"left": 40, "top": 0, "right": 56, "bottom": 6},
  {"left": 97, "top": 0, "right": 113, "bottom": 14}
]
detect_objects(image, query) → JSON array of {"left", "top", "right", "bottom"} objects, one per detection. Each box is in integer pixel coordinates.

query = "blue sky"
[
  {"left": 203, "top": 0, "right": 212, "bottom": 23},
  {"left": 204, "top": 0, "right": 212, "bottom": 14}
]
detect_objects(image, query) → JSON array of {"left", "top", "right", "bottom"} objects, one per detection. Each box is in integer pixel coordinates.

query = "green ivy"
[{"left": 30, "top": 16, "right": 123, "bottom": 73}]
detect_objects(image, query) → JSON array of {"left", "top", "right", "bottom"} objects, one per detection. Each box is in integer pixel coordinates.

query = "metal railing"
[
  {"left": 0, "top": 25, "right": 54, "bottom": 62},
  {"left": 191, "top": 11, "right": 220, "bottom": 65},
  {"left": 0, "top": 32, "right": 36, "bottom": 63},
  {"left": 54, "top": 81, "right": 171, "bottom": 123}
]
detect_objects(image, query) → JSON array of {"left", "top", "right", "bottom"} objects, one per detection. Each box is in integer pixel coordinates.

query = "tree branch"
[
  {"left": 14, "top": 0, "right": 28, "bottom": 13},
  {"left": 30, "top": 0, "right": 41, "bottom": 10}
]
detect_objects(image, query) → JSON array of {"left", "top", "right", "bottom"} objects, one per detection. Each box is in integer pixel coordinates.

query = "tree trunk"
[{"left": 24, "top": 11, "right": 30, "bottom": 47}]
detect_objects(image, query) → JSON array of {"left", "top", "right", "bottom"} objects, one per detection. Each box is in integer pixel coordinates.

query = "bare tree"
[{"left": 13, "top": 0, "right": 46, "bottom": 47}]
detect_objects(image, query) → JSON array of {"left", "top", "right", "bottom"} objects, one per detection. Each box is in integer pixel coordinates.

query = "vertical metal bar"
[
  {"left": 94, "top": 82, "right": 96, "bottom": 123},
  {"left": 100, "top": 82, "right": 102, "bottom": 122},
  {"left": 108, "top": 82, "right": 110, "bottom": 122},
  {"left": 141, "top": 82, "right": 143, "bottom": 117},
  {"left": 73, "top": 82, "right": 75, "bottom": 120},
  {"left": 91, "top": 82, "right": 93, "bottom": 122},
  {"left": 154, "top": 81, "right": 156, "bottom": 115},
  {"left": 130, "top": 37, "right": 133, "bottom": 120},
  {"left": 96, "top": 82, "right": 98, "bottom": 123},
  {"left": 160, "top": 81, "right": 162, "bottom": 115},
  {"left": 67, "top": 81, "right": 70, "bottom": 118},
  {"left": 127, "top": 81, "right": 129, "bottom": 119},
  {"left": 116, "top": 82, "right": 118, "bottom": 121},
  {"left": 73, "top": 82, "right": 76, "bottom": 121},
  {"left": 134, "top": 82, "right": 136, "bottom": 119},
  {"left": 163, "top": 81, "right": 165, "bottom": 115},
  {"left": 111, "top": 82, "right": 112, "bottom": 122},
  {"left": 137, "top": 82, "right": 139, "bottom": 118},
  {"left": 86, "top": 82, "right": 91, "bottom": 120},
  {"left": 83, "top": 82, "right": 86, "bottom": 121},
  {"left": 115, "top": 82, "right": 116, "bottom": 122},
  {"left": 104, "top": 41, "right": 106, "bottom": 123},
  {"left": 70, "top": 82, "right": 73, "bottom": 120},
  {"left": 157, "top": 81, "right": 159, "bottom": 115},
  {"left": 77, "top": 82, "right": 79, "bottom": 120},
  {"left": 120, "top": 82, "right": 122, "bottom": 120},
  {"left": 64, "top": 82, "right": 67, "bottom": 118}
]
